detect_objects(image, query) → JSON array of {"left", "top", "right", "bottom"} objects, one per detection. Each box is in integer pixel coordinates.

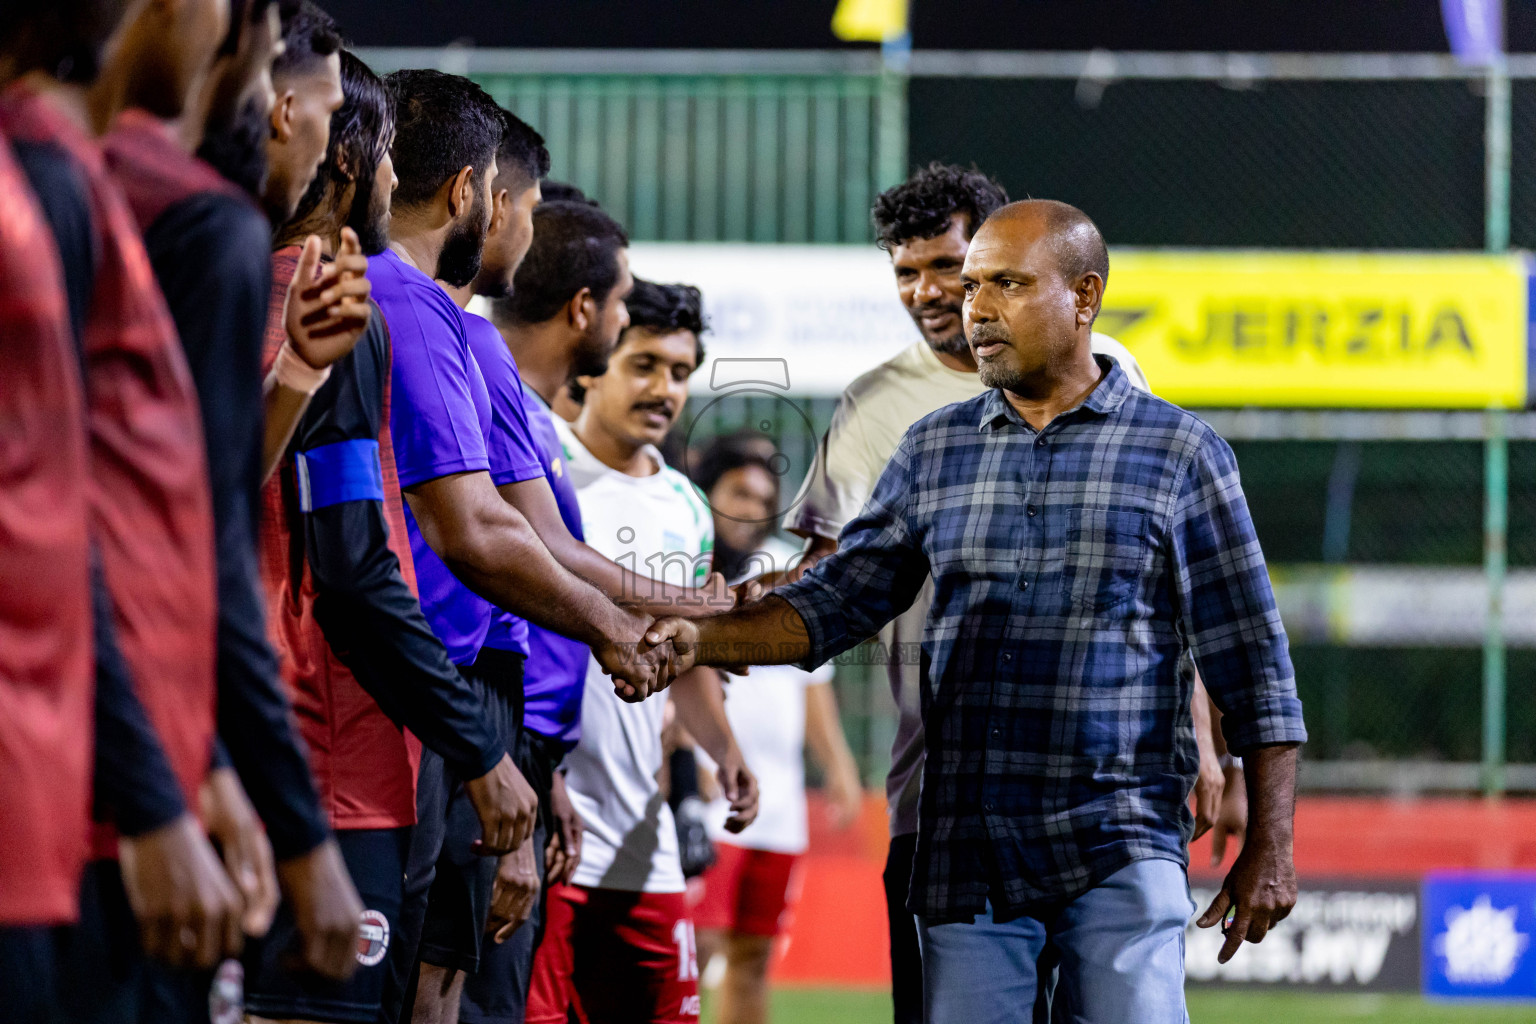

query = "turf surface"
[{"left": 737, "top": 987, "right": 1536, "bottom": 1023}]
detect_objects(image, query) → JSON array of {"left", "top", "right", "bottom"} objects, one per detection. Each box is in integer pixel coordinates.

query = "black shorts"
[
  {"left": 459, "top": 729, "right": 560, "bottom": 1024},
  {"left": 243, "top": 827, "right": 410, "bottom": 1023},
  {"left": 51, "top": 858, "right": 228, "bottom": 1024},
  {"left": 381, "top": 647, "right": 525, "bottom": 1024},
  {"left": 0, "top": 924, "right": 63, "bottom": 1020}
]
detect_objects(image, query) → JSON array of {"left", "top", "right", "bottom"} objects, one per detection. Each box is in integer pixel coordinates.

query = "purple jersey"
[
  {"left": 463, "top": 311, "right": 542, "bottom": 658},
  {"left": 371, "top": 248, "right": 494, "bottom": 666},
  {"left": 517, "top": 379, "right": 589, "bottom": 750}
]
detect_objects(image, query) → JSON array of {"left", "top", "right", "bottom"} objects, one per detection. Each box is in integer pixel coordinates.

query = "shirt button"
[
  {"left": 1018, "top": 578, "right": 1029, "bottom": 591},
  {"left": 1027, "top": 504, "right": 1037, "bottom": 517},
  {"left": 991, "top": 727, "right": 1002, "bottom": 738},
  {"left": 984, "top": 800, "right": 996, "bottom": 812},
  {"left": 1002, "top": 653, "right": 1013, "bottom": 663},
  {"left": 1035, "top": 436, "right": 1047, "bottom": 447}
]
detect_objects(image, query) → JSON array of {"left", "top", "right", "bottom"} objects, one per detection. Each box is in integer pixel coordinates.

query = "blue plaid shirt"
[{"left": 778, "top": 356, "right": 1306, "bottom": 923}]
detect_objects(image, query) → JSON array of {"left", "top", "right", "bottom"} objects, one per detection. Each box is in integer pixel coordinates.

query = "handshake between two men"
[{"left": 591, "top": 576, "right": 802, "bottom": 702}]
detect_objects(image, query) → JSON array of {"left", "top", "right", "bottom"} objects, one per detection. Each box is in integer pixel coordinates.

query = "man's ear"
[
  {"left": 446, "top": 165, "right": 475, "bottom": 218},
  {"left": 334, "top": 149, "right": 358, "bottom": 184},
  {"left": 270, "top": 90, "right": 296, "bottom": 143},
  {"left": 489, "top": 187, "right": 511, "bottom": 236},
  {"left": 567, "top": 286, "right": 594, "bottom": 332},
  {"left": 1076, "top": 273, "right": 1105, "bottom": 329}
]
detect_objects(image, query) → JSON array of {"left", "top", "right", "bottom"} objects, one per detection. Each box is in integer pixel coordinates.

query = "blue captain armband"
[{"left": 294, "top": 439, "right": 385, "bottom": 512}]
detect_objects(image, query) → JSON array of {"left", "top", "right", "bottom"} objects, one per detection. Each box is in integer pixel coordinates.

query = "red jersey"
[
  {"left": 258, "top": 247, "right": 421, "bottom": 828},
  {"left": 0, "top": 85, "right": 218, "bottom": 853},
  {"left": 0, "top": 132, "right": 93, "bottom": 924},
  {"left": 104, "top": 108, "right": 247, "bottom": 225}
]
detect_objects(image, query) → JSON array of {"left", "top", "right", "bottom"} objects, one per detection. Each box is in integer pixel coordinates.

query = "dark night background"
[{"left": 327, "top": 0, "right": 1534, "bottom": 53}]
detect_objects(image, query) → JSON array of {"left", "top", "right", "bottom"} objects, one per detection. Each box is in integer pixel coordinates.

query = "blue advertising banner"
[{"left": 1422, "top": 872, "right": 1536, "bottom": 999}]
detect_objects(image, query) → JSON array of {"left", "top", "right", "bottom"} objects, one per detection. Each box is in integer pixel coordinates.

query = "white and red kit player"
[{"left": 526, "top": 280, "right": 759, "bottom": 1024}]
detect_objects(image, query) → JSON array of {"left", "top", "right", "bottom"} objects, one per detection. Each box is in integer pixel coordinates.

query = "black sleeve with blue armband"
[{"left": 287, "top": 310, "right": 504, "bottom": 780}]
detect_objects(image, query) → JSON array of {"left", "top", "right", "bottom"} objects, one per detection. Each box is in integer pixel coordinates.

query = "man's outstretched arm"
[
  {"left": 646, "top": 595, "right": 812, "bottom": 672},
  {"left": 653, "top": 431, "right": 930, "bottom": 673},
  {"left": 498, "top": 476, "right": 731, "bottom": 616},
  {"left": 406, "top": 470, "right": 679, "bottom": 699}
]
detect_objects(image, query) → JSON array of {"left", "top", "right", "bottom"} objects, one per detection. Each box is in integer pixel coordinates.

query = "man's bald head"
[
  {"left": 961, "top": 199, "right": 1111, "bottom": 397},
  {"left": 986, "top": 199, "right": 1109, "bottom": 292}
]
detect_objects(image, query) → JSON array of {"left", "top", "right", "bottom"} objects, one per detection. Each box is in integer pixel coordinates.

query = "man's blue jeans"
[{"left": 916, "top": 858, "right": 1194, "bottom": 1024}]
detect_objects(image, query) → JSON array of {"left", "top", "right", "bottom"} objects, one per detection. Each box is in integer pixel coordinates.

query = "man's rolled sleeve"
[
  {"left": 777, "top": 433, "right": 929, "bottom": 670},
  {"left": 1171, "top": 430, "right": 1307, "bottom": 753}
]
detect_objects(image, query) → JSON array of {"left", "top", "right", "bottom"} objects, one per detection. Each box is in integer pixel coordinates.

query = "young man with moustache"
[
  {"left": 0, "top": 4, "right": 245, "bottom": 1016},
  {"left": 783, "top": 162, "right": 1234, "bottom": 1024},
  {"left": 370, "top": 69, "right": 677, "bottom": 1024},
  {"left": 528, "top": 281, "right": 759, "bottom": 1024},
  {"left": 97, "top": 0, "right": 372, "bottom": 990},
  {"left": 686, "top": 434, "right": 864, "bottom": 1024},
  {"left": 248, "top": 50, "right": 534, "bottom": 1024},
  {"left": 648, "top": 201, "right": 1306, "bottom": 1024}
]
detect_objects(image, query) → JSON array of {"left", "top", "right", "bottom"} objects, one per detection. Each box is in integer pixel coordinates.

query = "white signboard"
[
  {"left": 1271, "top": 566, "right": 1536, "bottom": 647},
  {"left": 628, "top": 243, "right": 917, "bottom": 396}
]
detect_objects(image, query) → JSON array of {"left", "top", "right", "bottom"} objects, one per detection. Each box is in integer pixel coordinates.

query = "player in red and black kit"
[
  {"left": 0, "top": 125, "right": 95, "bottom": 1021},
  {"left": 249, "top": 44, "right": 534, "bottom": 1024},
  {"left": 0, "top": 2, "right": 245, "bottom": 1019},
  {"left": 97, "top": 0, "right": 372, "bottom": 990}
]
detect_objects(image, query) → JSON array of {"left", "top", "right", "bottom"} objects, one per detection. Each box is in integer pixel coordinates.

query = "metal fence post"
[
  {"left": 877, "top": 33, "right": 911, "bottom": 192},
  {"left": 1483, "top": 52, "right": 1512, "bottom": 797},
  {"left": 1484, "top": 409, "right": 1509, "bottom": 797}
]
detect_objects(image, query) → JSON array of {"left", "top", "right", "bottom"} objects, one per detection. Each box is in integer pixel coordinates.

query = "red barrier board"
[{"left": 772, "top": 793, "right": 1536, "bottom": 986}]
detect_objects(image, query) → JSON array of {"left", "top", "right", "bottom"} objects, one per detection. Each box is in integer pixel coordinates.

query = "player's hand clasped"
[
  {"left": 283, "top": 228, "right": 372, "bottom": 371},
  {"left": 200, "top": 765, "right": 279, "bottom": 939},
  {"left": 466, "top": 752, "right": 538, "bottom": 857},
  {"left": 486, "top": 841, "right": 540, "bottom": 944},
  {"left": 596, "top": 608, "right": 685, "bottom": 702}
]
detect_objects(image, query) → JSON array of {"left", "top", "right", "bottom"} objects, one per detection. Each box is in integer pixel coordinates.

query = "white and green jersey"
[{"left": 554, "top": 419, "right": 713, "bottom": 893}]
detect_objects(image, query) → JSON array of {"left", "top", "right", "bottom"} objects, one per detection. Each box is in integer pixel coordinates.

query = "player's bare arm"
[
  {"left": 498, "top": 475, "right": 734, "bottom": 616},
  {"left": 406, "top": 469, "right": 677, "bottom": 700}
]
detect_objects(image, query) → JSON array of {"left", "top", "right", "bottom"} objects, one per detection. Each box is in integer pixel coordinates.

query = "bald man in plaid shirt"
[{"left": 647, "top": 200, "right": 1306, "bottom": 1023}]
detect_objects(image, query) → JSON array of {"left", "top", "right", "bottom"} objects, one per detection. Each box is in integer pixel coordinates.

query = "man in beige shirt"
[{"left": 784, "top": 163, "right": 1238, "bottom": 1024}]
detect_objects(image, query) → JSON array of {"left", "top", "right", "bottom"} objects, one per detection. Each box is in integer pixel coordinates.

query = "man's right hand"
[
  {"left": 284, "top": 229, "right": 372, "bottom": 370},
  {"left": 200, "top": 765, "right": 279, "bottom": 938},
  {"left": 595, "top": 609, "right": 683, "bottom": 701},
  {"left": 465, "top": 752, "right": 538, "bottom": 856},
  {"left": 642, "top": 616, "right": 701, "bottom": 679},
  {"left": 274, "top": 838, "right": 364, "bottom": 982},
  {"left": 117, "top": 812, "right": 243, "bottom": 970},
  {"left": 487, "top": 841, "right": 540, "bottom": 944}
]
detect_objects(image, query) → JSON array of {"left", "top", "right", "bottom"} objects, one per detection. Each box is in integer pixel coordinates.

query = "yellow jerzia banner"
[{"left": 1100, "top": 251, "right": 1531, "bottom": 408}]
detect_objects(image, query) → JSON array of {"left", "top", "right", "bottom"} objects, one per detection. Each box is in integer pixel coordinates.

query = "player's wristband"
[
  {"left": 273, "top": 339, "right": 331, "bottom": 395},
  {"left": 1219, "top": 753, "right": 1243, "bottom": 771}
]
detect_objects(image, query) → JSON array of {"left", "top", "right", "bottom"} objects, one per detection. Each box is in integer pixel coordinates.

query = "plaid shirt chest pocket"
[{"left": 1064, "top": 505, "right": 1153, "bottom": 614}]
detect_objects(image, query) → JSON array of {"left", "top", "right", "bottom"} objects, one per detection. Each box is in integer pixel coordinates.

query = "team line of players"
[
  {"left": 0, "top": 2, "right": 1244, "bottom": 1023},
  {"left": 0, "top": 2, "right": 866, "bottom": 1023}
]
